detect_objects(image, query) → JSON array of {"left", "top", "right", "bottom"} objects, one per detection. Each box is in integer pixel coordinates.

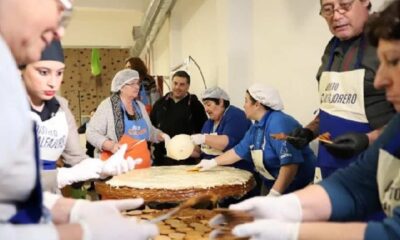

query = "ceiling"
[{"left": 74, "top": 0, "right": 151, "bottom": 11}]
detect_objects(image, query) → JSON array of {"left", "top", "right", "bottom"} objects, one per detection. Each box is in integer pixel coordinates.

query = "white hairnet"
[
  {"left": 111, "top": 69, "right": 140, "bottom": 92},
  {"left": 247, "top": 83, "right": 284, "bottom": 110},
  {"left": 202, "top": 87, "right": 230, "bottom": 101}
]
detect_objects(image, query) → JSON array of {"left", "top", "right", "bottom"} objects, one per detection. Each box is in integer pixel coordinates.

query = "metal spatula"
[{"left": 150, "top": 194, "right": 217, "bottom": 223}]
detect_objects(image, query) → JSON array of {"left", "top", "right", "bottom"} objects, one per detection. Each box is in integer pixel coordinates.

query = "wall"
[
  {"left": 150, "top": 0, "right": 388, "bottom": 126},
  {"left": 62, "top": 48, "right": 129, "bottom": 125}
]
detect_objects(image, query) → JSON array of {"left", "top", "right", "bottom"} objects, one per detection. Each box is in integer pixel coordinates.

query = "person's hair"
[
  {"left": 366, "top": 0, "right": 400, "bottom": 47},
  {"left": 319, "top": 0, "right": 372, "bottom": 10},
  {"left": 172, "top": 70, "right": 191, "bottom": 84},
  {"left": 125, "top": 57, "right": 148, "bottom": 79},
  {"left": 246, "top": 90, "right": 271, "bottom": 111},
  {"left": 202, "top": 98, "right": 230, "bottom": 108}
]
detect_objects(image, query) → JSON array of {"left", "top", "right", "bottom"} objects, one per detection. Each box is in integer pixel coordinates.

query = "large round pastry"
[{"left": 95, "top": 165, "right": 255, "bottom": 203}]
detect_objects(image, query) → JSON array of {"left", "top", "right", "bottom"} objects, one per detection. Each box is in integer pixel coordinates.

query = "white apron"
[
  {"left": 251, "top": 149, "right": 275, "bottom": 181},
  {"left": 33, "top": 111, "right": 68, "bottom": 170}
]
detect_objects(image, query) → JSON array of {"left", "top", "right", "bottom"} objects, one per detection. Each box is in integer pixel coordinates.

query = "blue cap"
[{"left": 40, "top": 40, "right": 64, "bottom": 63}]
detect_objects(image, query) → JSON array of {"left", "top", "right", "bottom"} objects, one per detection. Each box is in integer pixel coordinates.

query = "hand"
[
  {"left": 195, "top": 159, "right": 218, "bottom": 171},
  {"left": 80, "top": 215, "right": 158, "bottom": 240},
  {"left": 73, "top": 198, "right": 158, "bottom": 240},
  {"left": 161, "top": 133, "right": 170, "bottom": 143},
  {"left": 266, "top": 188, "right": 281, "bottom": 197},
  {"left": 324, "top": 132, "right": 369, "bottom": 159},
  {"left": 57, "top": 158, "right": 104, "bottom": 188},
  {"left": 232, "top": 219, "right": 300, "bottom": 240},
  {"left": 229, "top": 194, "right": 302, "bottom": 221},
  {"left": 70, "top": 198, "right": 145, "bottom": 223},
  {"left": 191, "top": 134, "right": 206, "bottom": 145},
  {"left": 101, "top": 144, "right": 141, "bottom": 177},
  {"left": 287, "top": 127, "right": 314, "bottom": 149}
]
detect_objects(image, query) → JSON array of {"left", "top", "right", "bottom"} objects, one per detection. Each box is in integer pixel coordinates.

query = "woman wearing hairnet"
[
  {"left": 195, "top": 83, "right": 316, "bottom": 196},
  {"left": 21, "top": 40, "right": 138, "bottom": 191},
  {"left": 86, "top": 68, "right": 167, "bottom": 167}
]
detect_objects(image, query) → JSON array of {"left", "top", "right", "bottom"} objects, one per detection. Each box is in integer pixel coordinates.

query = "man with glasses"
[
  {"left": 0, "top": 0, "right": 157, "bottom": 239},
  {"left": 288, "top": 0, "right": 395, "bottom": 179}
]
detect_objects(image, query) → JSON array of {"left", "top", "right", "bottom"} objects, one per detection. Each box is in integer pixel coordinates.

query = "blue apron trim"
[
  {"left": 139, "top": 86, "right": 150, "bottom": 105},
  {"left": 41, "top": 160, "right": 57, "bottom": 170},
  {"left": 9, "top": 123, "right": 43, "bottom": 224},
  {"left": 318, "top": 110, "right": 372, "bottom": 168},
  {"left": 327, "top": 36, "right": 365, "bottom": 71}
]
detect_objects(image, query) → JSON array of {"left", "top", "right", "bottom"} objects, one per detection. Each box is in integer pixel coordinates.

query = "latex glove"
[
  {"left": 191, "top": 134, "right": 206, "bottom": 145},
  {"left": 324, "top": 132, "right": 369, "bottom": 159},
  {"left": 161, "top": 133, "right": 171, "bottom": 143},
  {"left": 232, "top": 219, "right": 300, "bottom": 240},
  {"left": 57, "top": 158, "right": 104, "bottom": 188},
  {"left": 286, "top": 127, "right": 314, "bottom": 149},
  {"left": 229, "top": 193, "right": 302, "bottom": 221},
  {"left": 266, "top": 188, "right": 281, "bottom": 197},
  {"left": 80, "top": 215, "right": 158, "bottom": 240},
  {"left": 73, "top": 198, "right": 158, "bottom": 240},
  {"left": 195, "top": 158, "right": 218, "bottom": 171},
  {"left": 70, "top": 198, "right": 145, "bottom": 223},
  {"left": 101, "top": 144, "right": 141, "bottom": 177}
]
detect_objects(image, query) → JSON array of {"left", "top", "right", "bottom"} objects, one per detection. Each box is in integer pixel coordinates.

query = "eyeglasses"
[
  {"left": 319, "top": 0, "right": 356, "bottom": 18},
  {"left": 57, "top": 0, "right": 73, "bottom": 28}
]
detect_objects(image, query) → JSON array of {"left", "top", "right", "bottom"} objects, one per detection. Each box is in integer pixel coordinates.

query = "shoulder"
[
  {"left": 55, "top": 95, "right": 69, "bottom": 108},
  {"left": 269, "top": 111, "right": 299, "bottom": 128}
]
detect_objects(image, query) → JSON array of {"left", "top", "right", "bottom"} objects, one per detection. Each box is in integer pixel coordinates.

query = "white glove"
[
  {"left": 191, "top": 134, "right": 206, "bottom": 145},
  {"left": 161, "top": 133, "right": 171, "bottom": 143},
  {"left": 267, "top": 188, "right": 281, "bottom": 197},
  {"left": 229, "top": 193, "right": 302, "bottom": 221},
  {"left": 71, "top": 198, "right": 158, "bottom": 240},
  {"left": 70, "top": 198, "right": 145, "bottom": 223},
  {"left": 232, "top": 219, "right": 300, "bottom": 240},
  {"left": 57, "top": 158, "right": 104, "bottom": 188},
  {"left": 101, "top": 144, "right": 141, "bottom": 177},
  {"left": 195, "top": 158, "right": 218, "bottom": 171}
]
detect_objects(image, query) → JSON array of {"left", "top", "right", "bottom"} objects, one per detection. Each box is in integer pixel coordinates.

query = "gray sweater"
[{"left": 86, "top": 97, "right": 161, "bottom": 152}]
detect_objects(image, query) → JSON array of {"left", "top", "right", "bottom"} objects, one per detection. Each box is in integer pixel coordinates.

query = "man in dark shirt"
[{"left": 150, "top": 70, "right": 207, "bottom": 165}]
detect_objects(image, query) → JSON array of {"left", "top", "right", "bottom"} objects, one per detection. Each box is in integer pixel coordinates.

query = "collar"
[
  {"left": 254, "top": 110, "right": 272, "bottom": 128},
  {"left": 31, "top": 97, "right": 60, "bottom": 121}
]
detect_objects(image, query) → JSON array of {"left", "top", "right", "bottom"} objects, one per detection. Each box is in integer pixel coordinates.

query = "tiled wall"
[{"left": 62, "top": 48, "right": 129, "bottom": 125}]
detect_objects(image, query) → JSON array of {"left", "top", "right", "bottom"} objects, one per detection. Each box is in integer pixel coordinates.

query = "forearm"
[
  {"left": 295, "top": 185, "right": 332, "bottom": 221},
  {"left": 366, "top": 127, "right": 383, "bottom": 144},
  {"left": 215, "top": 149, "right": 241, "bottom": 165},
  {"left": 101, "top": 140, "right": 119, "bottom": 153},
  {"left": 51, "top": 196, "right": 76, "bottom": 224},
  {"left": 191, "top": 146, "right": 201, "bottom": 158},
  {"left": 205, "top": 135, "right": 229, "bottom": 151},
  {"left": 299, "top": 222, "right": 366, "bottom": 240},
  {"left": 305, "top": 115, "right": 320, "bottom": 135},
  {"left": 57, "top": 224, "right": 83, "bottom": 240},
  {"left": 271, "top": 164, "right": 298, "bottom": 193}
]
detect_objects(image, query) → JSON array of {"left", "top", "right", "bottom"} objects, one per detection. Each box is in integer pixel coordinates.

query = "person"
[
  {"left": 150, "top": 70, "right": 208, "bottom": 166},
  {"left": 21, "top": 40, "right": 138, "bottom": 192},
  {"left": 287, "top": 0, "right": 395, "bottom": 179},
  {"left": 191, "top": 86, "right": 253, "bottom": 172},
  {"left": 0, "top": 0, "right": 157, "bottom": 239},
  {"left": 195, "top": 83, "right": 316, "bottom": 196},
  {"left": 86, "top": 68, "right": 166, "bottom": 165},
  {"left": 78, "top": 108, "right": 96, "bottom": 157},
  {"left": 125, "top": 57, "right": 160, "bottom": 113},
  {"left": 215, "top": 3, "right": 400, "bottom": 239}
]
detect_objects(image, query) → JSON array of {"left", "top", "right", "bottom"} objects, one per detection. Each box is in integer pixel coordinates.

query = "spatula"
[{"left": 150, "top": 194, "right": 218, "bottom": 223}]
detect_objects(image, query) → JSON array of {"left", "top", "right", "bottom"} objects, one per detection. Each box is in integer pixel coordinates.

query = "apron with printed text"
[
  {"left": 35, "top": 111, "right": 68, "bottom": 170},
  {"left": 122, "top": 101, "right": 150, "bottom": 140},
  {"left": 9, "top": 124, "right": 43, "bottom": 224},
  {"left": 377, "top": 132, "right": 400, "bottom": 217},
  {"left": 319, "top": 37, "right": 372, "bottom": 170}
]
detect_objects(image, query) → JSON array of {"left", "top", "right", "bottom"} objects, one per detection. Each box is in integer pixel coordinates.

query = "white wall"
[
  {"left": 62, "top": 8, "right": 143, "bottom": 48},
  {"left": 150, "top": 0, "right": 388, "bottom": 126}
]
